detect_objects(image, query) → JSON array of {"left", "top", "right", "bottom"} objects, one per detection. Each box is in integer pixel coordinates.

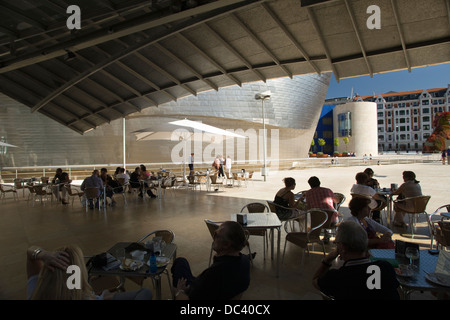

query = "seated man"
[
  {"left": 80, "top": 169, "right": 104, "bottom": 209},
  {"left": 129, "top": 166, "right": 141, "bottom": 192},
  {"left": 301, "top": 176, "right": 338, "bottom": 242},
  {"left": 302, "top": 176, "right": 337, "bottom": 214},
  {"left": 312, "top": 220, "right": 400, "bottom": 300},
  {"left": 171, "top": 221, "right": 250, "bottom": 300},
  {"left": 51, "top": 168, "right": 72, "bottom": 205}
]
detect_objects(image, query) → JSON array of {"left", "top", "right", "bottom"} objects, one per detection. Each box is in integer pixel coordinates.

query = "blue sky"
[{"left": 326, "top": 63, "right": 450, "bottom": 99}]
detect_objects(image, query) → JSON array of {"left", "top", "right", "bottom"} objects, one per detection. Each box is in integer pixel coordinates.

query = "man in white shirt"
[
  {"left": 189, "top": 153, "right": 194, "bottom": 174},
  {"left": 225, "top": 155, "right": 232, "bottom": 176}
]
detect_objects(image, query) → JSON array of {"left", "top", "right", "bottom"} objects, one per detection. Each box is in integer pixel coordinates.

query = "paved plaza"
[{"left": 0, "top": 160, "right": 448, "bottom": 300}]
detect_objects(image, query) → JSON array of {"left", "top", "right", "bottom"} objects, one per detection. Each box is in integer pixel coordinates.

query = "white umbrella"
[
  {"left": 133, "top": 119, "right": 246, "bottom": 141},
  {"left": 132, "top": 119, "right": 246, "bottom": 178},
  {"left": 0, "top": 141, "right": 18, "bottom": 148}
]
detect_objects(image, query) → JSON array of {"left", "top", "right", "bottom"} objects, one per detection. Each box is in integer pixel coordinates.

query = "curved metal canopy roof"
[{"left": 0, "top": 0, "right": 449, "bottom": 134}]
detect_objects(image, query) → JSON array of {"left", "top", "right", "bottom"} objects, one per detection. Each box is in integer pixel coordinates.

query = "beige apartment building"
[{"left": 358, "top": 86, "right": 450, "bottom": 152}]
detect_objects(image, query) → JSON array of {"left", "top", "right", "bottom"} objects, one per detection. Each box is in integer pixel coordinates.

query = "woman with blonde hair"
[
  {"left": 27, "top": 245, "right": 152, "bottom": 300},
  {"left": 27, "top": 245, "right": 94, "bottom": 300}
]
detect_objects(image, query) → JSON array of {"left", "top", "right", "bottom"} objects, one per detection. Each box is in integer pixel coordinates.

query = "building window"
[
  {"left": 322, "top": 117, "right": 332, "bottom": 125},
  {"left": 337, "top": 112, "right": 351, "bottom": 137}
]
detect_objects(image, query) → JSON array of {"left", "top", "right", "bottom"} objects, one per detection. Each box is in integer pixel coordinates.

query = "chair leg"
[
  {"left": 282, "top": 240, "right": 288, "bottom": 263},
  {"left": 247, "top": 242, "right": 253, "bottom": 266},
  {"left": 163, "top": 269, "right": 174, "bottom": 300}
]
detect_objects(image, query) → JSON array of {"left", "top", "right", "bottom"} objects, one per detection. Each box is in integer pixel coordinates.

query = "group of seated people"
[
  {"left": 129, "top": 164, "right": 157, "bottom": 198},
  {"left": 27, "top": 167, "right": 423, "bottom": 301},
  {"left": 273, "top": 168, "right": 423, "bottom": 246},
  {"left": 274, "top": 168, "right": 425, "bottom": 299},
  {"left": 273, "top": 175, "right": 339, "bottom": 242},
  {"left": 78, "top": 164, "right": 163, "bottom": 208},
  {"left": 26, "top": 220, "right": 250, "bottom": 301},
  {"left": 27, "top": 219, "right": 401, "bottom": 301}
]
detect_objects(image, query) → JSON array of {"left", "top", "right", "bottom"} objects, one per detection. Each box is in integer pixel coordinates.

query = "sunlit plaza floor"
[{"left": 0, "top": 161, "right": 449, "bottom": 300}]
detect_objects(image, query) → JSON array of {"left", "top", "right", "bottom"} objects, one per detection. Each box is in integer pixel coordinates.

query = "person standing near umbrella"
[
  {"left": 218, "top": 155, "right": 225, "bottom": 178},
  {"left": 189, "top": 153, "right": 194, "bottom": 175},
  {"left": 225, "top": 155, "right": 232, "bottom": 176}
]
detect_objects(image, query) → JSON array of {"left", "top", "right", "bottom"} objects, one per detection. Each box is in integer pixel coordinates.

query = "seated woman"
[
  {"left": 27, "top": 245, "right": 152, "bottom": 300},
  {"left": 350, "top": 172, "right": 386, "bottom": 221},
  {"left": 273, "top": 177, "right": 301, "bottom": 220},
  {"left": 347, "top": 197, "right": 394, "bottom": 249},
  {"left": 363, "top": 168, "right": 386, "bottom": 223},
  {"left": 392, "top": 170, "right": 422, "bottom": 228}
]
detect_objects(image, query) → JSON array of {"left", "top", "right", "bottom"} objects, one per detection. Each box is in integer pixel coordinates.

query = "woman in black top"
[{"left": 274, "top": 177, "right": 300, "bottom": 219}]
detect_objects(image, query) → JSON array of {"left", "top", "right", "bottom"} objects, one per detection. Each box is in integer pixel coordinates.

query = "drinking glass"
[{"left": 405, "top": 247, "right": 419, "bottom": 270}]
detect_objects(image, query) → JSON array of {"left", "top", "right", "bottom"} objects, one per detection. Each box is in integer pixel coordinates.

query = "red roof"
[{"left": 360, "top": 88, "right": 446, "bottom": 100}]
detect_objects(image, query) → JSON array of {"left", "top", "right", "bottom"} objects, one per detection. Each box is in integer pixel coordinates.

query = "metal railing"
[{"left": 0, "top": 153, "right": 441, "bottom": 183}]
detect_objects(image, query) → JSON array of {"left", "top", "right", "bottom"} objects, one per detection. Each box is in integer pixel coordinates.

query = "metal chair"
[
  {"left": 0, "top": 184, "right": 18, "bottom": 201},
  {"left": 232, "top": 172, "right": 244, "bottom": 187},
  {"left": 394, "top": 195, "right": 431, "bottom": 238},
  {"left": 84, "top": 187, "right": 102, "bottom": 212},
  {"left": 240, "top": 202, "right": 270, "bottom": 260},
  {"left": 426, "top": 204, "right": 450, "bottom": 249},
  {"left": 333, "top": 192, "right": 346, "bottom": 211},
  {"left": 208, "top": 174, "right": 223, "bottom": 192},
  {"left": 161, "top": 176, "right": 177, "bottom": 197},
  {"left": 266, "top": 200, "right": 302, "bottom": 223},
  {"left": 434, "top": 220, "right": 450, "bottom": 250},
  {"left": 225, "top": 171, "right": 235, "bottom": 187},
  {"left": 32, "top": 185, "right": 52, "bottom": 205},
  {"left": 186, "top": 175, "right": 202, "bottom": 191},
  {"left": 283, "top": 209, "right": 328, "bottom": 264},
  {"left": 112, "top": 178, "right": 127, "bottom": 206},
  {"left": 65, "top": 184, "right": 84, "bottom": 207},
  {"left": 13, "top": 178, "right": 26, "bottom": 197}
]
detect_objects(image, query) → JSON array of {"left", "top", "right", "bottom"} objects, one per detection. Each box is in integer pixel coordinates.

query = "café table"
[
  {"left": 369, "top": 249, "right": 450, "bottom": 299},
  {"left": 231, "top": 212, "right": 282, "bottom": 277},
  {"left": 376, "top": 188, "right": 393, "bottom": 226},
  {"left": 88, "top": 242, "right": 177, "bottom": 299}
]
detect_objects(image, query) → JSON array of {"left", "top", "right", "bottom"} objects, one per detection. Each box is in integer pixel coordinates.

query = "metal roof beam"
[
  {"left": 306, "top": 6, "right": 340, "bottom": 82},
  {"left": 261, "top": 2, "right": 321, "bottom": 76},
  {"left": 133, "top": 52, "right": 197, "bottom": 97},
  {"left": 390, "top": 0, "right": 411, "bottom": 72},
  {"left": 0, "top": 0, "right": 264, "bottom": 73},
  {"left": 153, "top": 42, "right": 219, "bottom": 91},
  {"left": 177, "top": 33, "right": 242, "bottom": 87},
  {"left": 203, "top": 22, "right": 266, "bottom": 82},
  {"left": 230, "top": 12, "right": 293, "bottom": 79},
  {"left": 343, "top": 0, "right": 373, "bottom": 77},
  {"left": 28, "top": 0, "right": 263, "bottom": 112}
]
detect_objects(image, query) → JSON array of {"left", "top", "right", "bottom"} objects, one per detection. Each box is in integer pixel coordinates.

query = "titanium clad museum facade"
[{"left": 0, "top": 73, "right": 331, "bottom": 169}]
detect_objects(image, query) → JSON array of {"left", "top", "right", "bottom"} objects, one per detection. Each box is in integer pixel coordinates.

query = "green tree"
[
  {"left": 342, "top": 136, "right": 349, "bottom": 153},
  {"left": 318, "top": 138, "right": 326, "bottom": 153}
]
